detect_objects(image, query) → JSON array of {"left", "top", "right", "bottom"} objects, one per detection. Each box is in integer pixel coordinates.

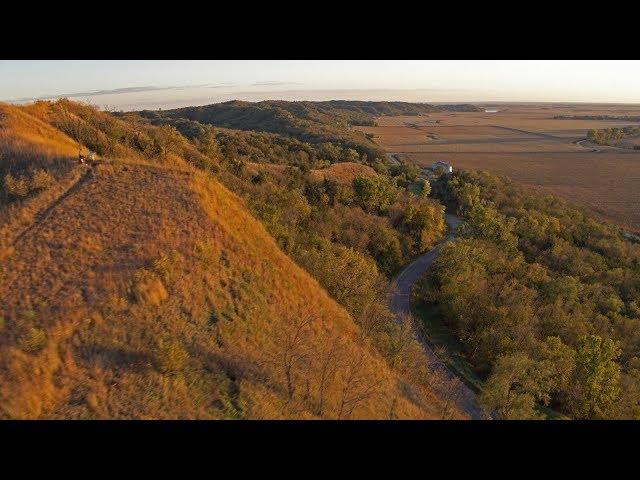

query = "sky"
[{"left": 1, "top": 60, "right": 639, "bottom": 110}]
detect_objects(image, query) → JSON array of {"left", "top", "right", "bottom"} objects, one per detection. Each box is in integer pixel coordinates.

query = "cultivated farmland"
[{"left": 356, "top": 103, "right": 640, "bottom": 232}]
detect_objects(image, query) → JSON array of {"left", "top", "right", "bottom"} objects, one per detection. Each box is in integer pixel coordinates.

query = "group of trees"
[
  {"left": 1, "top": 99, "right": 476, "bottom": 418},
  {"left": 24, "top": 100, "right": 445, "bottom": 287},
  {"left": 241, "top": 161, "right": 442, "bottom": 277},
  {"left": 132, "top": 101, "right": 481, "bottom": 169},
  {"left": 131, "top": 100, "right": 389, "bottom": 163},
  {"left": 27, "top": 100, "right": 470, "bottom": 417},
  {"left": 415, "top": 170, "right": 640, "bottom": 418},
  {"left": 587, "top": 126, "right": 640, "bottom": 145},
  {"left": 184, "top": 123, "right": 445, "bottom": 281},
  {"left": 43, "top": 100, "right": 208, "bottom": 167},
  {"left": 215, "top": 130, "right": 371, "bottom": 171},
  {"left": 179, "top": 122, "right": 460, "bottom": 411}
]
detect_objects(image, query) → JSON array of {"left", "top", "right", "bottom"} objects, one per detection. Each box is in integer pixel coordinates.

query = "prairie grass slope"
[
  {"left": 0, "top": 102, "right": 455, "bottom": 419},
  {"left": 308, "top": 162, "right": 378, "bottom": 184}
]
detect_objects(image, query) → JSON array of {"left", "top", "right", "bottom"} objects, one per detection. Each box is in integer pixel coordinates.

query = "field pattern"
[{"left": 357, "top": 104, "right": 640, "bottom": 232}]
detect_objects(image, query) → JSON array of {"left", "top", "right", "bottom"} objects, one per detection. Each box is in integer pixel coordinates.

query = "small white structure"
[{"left": 431, "top": 160, "right": 453, "bottom": 174}]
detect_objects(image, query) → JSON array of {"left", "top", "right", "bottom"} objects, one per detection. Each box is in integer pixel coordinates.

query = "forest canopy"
[
  {"left": 416, "top": 170, "right": 640, "bottom": 419},
  {"left": 125, "top": 100, "right": 481, "bottom": 166}
]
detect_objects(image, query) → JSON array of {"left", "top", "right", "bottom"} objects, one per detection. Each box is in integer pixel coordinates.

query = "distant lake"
[{"left": 485, "top": 109, "right": 498, "bottom": 113}]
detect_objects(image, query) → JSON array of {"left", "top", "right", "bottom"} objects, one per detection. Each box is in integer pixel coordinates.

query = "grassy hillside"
[
  {"left": 0, "top": 101, "right": 459, "bottom": 419},
  {"left": 308, "top": 162, "right": 378, "bottom": 185}
]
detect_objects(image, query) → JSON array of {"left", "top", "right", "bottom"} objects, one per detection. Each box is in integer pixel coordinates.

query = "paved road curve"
[{"left": 390, "top": 213, "right": 488, "bottom": 419}]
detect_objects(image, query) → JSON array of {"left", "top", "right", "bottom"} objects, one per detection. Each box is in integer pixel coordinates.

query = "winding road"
[{"left": 390, "top": 213, "right": 488, "bottom": 420}]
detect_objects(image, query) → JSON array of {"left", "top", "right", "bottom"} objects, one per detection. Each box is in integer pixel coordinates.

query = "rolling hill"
[{"left": 0, "top": 101, "right": 460, "bottom": 419}]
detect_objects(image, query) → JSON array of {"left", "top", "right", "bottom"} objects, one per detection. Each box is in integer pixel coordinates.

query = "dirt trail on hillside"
[
  {"left": 12, "top": 164, "right": 95, "bottom": 247},
  {"left": 6, "top": 160, "right": 192, "bottom": 250}
]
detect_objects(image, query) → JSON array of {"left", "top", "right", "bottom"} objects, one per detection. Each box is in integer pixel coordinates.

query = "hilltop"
[
  {"left": 0, "top": 100, "right": 459, "bottom": 419},
  {"left": 127, "top": 100, "right": 481, "bottom": 165},
  {"left": 308, "top": 162, "right": 378, "bottom": 184}
]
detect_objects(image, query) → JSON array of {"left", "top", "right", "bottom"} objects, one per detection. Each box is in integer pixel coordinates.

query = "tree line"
[
  {"left": 587, "top": 126, "right": 640, "bottom": 145},
  {"left": 415, "top": 170, "right": 640, "bottom": 419}
]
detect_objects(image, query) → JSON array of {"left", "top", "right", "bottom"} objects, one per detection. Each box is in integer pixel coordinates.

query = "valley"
[
  {"left": 2, "top": 97, "right": 640, "bottom": 420},
  {"left": 356, "top": 103, "right": 640, "bottom": 232}
]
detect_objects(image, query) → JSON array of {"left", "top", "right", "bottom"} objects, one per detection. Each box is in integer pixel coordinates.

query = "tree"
[
  {"left": 569, "top": 334, "right": 621, "bottom": 419},
  {"left": 150, "top": 125, "right": 184, "bottom": 160},
  {"left": 428, "top": 368, "right": 463, "bottom": 419},
  {"left": 367, "top": 223, "right": 403, "bottom": 275},
  {"left": 383, "top": 313, "right": 416, "bottom": 369},
  {"left": 342, "top": 147, "right": 360, "bottom": 163},
  {"left": 314, "top": 334, "right": 343, "bottom": 416},
  {"left": 390, "top": 160, "right": 419, "bottom": 182},
  {"left": 420, "top": 179, "right": 431, "bottom": 198},
  {"left": 479, "top": 352, "right": 548, "bottom": 419},
  {"left": 337, "top": 350, "right": 380, "bottom": 419},
  {"left": 447, "top": 176, "right": 481, "bottom": 212},
  {"left": 400, "top": 198, "right": 446, "bottom": 254},
  {"left": 197, "top": 124, "right": 220, "bottom": 159},
  {"left": 617, "top": 357, "right": 640, "bottom": 419},
  {"left": 535, "top": 336, "right": 576, "bottom": 399},
  {"left": 297, "top": 243, "right": 380, "bottom": 318},
  {"left": 459, "top": 202, "right": 518, "bottom": 251},
  {"left": 266, "top": 314, "right": 313, "bottom": 403},
  {"left": 352, "top": 175, "right": 398, "bottom": 214},
  {"left": 318, "top": 142, "right": 342, "bottom": 163}
]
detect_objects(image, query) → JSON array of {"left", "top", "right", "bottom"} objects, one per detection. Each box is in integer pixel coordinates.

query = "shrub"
[
  {"left": 30, "top": 169, "right": 54, "bottom": 191},
  {"left": 296, "top": 242, "right": 380, "bottom": 318},
  {"left": 352, "top": 175, "right": 399, "bottom": 214},
  {"left": 4, "top": 173, "right": 29, "bottom": 198},
  {"left": 20, "top": 327, "right": 47, "bottom": 353}
]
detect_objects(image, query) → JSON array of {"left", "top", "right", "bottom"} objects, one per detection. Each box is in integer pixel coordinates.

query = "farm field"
[{"left": 356, "top": 103, "right": 640, "bottom": 232}]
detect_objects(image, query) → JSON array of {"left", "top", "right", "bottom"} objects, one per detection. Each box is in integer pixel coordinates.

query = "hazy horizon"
[{"left": 2, "top": 60, "right": 639, "bottom": 110}]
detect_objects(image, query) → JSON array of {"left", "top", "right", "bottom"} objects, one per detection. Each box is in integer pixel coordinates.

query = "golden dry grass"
[
  {"left": 308, "top": 162, "right": 377, "bottom": 185},
  {"left": 0, "top": 103, "right": 79, "bottom": 160},
  {"left": 0, "top": 103, "right": 457, "bottom": 419},
  {"left": 245, "top": 162, "right": 290, "bottom": 182}
]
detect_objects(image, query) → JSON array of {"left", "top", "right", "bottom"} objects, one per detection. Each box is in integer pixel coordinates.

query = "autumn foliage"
[{"left": 0, "top": 100, "right": 456, "bottom": 419}]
